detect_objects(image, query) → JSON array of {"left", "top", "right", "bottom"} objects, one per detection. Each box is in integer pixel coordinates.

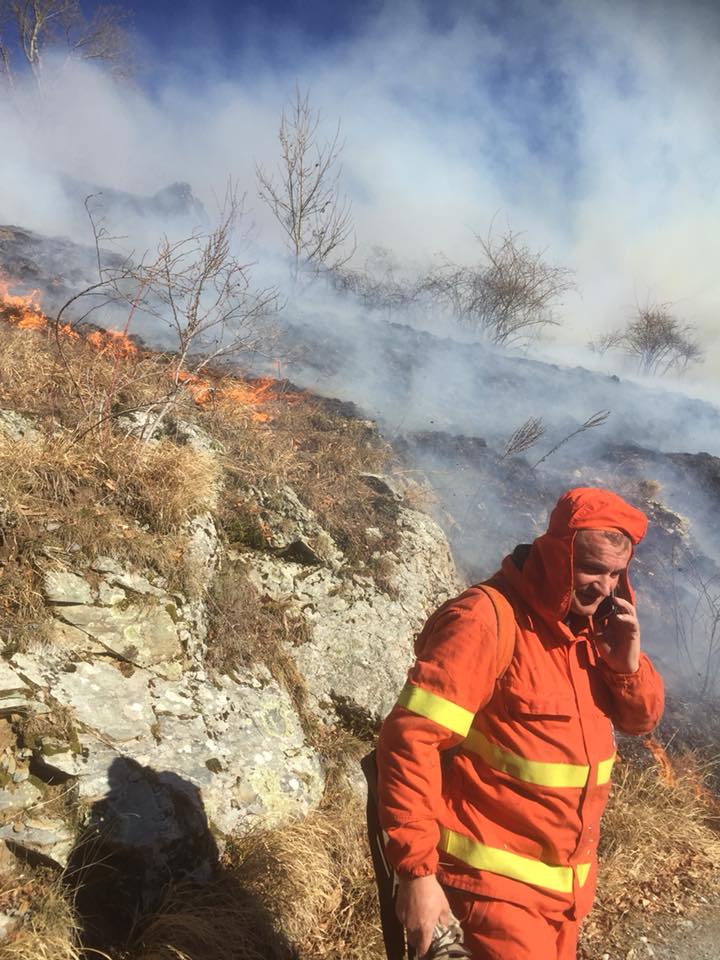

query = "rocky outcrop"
[{"left": 0, "top": 424, "right": 459, "bottom": 889}]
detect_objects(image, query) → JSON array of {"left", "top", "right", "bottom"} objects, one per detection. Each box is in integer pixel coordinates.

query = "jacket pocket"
[{"left": 502, "top": 681, "right": 578, "bottom": 719}]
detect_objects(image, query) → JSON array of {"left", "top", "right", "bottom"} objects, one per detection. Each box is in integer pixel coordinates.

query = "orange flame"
[
  {"left": 0, "top": 276, "right": 81, "bottom": 343},
  {"left": 1, "top": 276, "right": 303, "bottom": 421},
  {"left": 643, "top": 737, "right": 677, "bottom": 787},
  {"left": 86, "top": 328, "right": 138, "bottom": 358},
  {"left": 0, "top": 278, "right": 46, "bottom": 331},
  {"left": 174, "top": 370, "right": 283, "bottom": 421}
]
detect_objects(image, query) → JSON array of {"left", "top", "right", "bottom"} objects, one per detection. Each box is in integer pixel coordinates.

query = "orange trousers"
[{"left": 444, "top": 886, "right": 579, "bottom": 960}]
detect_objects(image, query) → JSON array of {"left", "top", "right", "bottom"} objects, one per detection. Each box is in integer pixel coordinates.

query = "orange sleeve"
[
  {"left": 376, "top": 589, "right": 500, "bottom": 877},
  {"left": 599, "top": 652, "right": 665, "bottom": 734}
]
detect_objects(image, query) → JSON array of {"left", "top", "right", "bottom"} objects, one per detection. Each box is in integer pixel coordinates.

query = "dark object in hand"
[{"left": 596, "top": 594, "right": 620, "bottom": 624}]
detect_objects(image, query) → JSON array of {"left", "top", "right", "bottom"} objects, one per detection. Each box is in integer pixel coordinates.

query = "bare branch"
[
  {"left": 256, "top": 85, "right": 355, "bottom": 273},
  {"left": 417, "top": 228, "right": 574, "bottom": 346},
  {"left": 0, "top": 0, "right": 131, "bottom": 93}
]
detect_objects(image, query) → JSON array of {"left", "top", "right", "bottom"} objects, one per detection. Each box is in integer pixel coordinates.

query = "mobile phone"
[{"left": 596, "top": 591, "right": 619, "bottom": 624}]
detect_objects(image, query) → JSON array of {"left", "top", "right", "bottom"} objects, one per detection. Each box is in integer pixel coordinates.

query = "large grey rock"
[
  {"left": 192, "top": 669, "right": 324, "bottom": 834},
  {"left": 52, "top": 661, "right": 156, "bottom": 742},
  {"left": 43, "top": 570, "right": 95, "bottom": 605},
  {"left": 246, "top": 505, "right": 459, "bottom": 722},
  {"left": 250, "top": 484, "right": 344, "bottom": 568},
  {"left": 0, "top": 780, "right": 43, "bottom": 814},
  {"left": 0, "top": 661, "right": 31, "bottom": 698},
  {"left": 57, "top": 601, "right": 182, "bottom": 667},
  {"left": 0, "top": 816, "right": 75, "bottom": 867},
  {"left": 1, "top": 472, "right": 456, "bottom": 921}
]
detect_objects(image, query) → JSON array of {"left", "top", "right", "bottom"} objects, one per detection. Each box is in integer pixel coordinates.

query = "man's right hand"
[{"left": 395, "top": 874, "right": 450, "bottom": 958}]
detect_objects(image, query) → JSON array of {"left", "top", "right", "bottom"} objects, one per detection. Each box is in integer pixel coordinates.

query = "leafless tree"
[
  {"left": 53, "top": 191, "right": 280, "bottom": 441},
  {"left": 417, "top": 228, "right": 574, "bottom": 346},
  {"left": 256, "top": 85, "right": 355, "bottom": 273},
  {"left": 590, "top": 303, "right": 704, "bottom": 377},
  {"left": 0, "top": 0, "right": 131, "bottom": 93}
]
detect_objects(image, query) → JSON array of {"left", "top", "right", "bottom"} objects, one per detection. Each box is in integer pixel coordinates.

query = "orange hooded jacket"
[{"left": 376, "top": 487, "right": 665, "bottom": 920}]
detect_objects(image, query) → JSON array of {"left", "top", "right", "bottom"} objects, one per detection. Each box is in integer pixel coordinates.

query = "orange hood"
[{"left": 501, "top": 487, "right": 648, "bottom": 625}]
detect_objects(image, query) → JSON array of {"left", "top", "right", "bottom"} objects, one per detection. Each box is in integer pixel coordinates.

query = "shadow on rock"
[{"left": 63, "top": 756, "right": 294, "bottom": 960}]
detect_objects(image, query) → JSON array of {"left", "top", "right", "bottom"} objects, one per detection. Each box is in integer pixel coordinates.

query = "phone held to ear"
[{"left": 595, "top": 591, "right": 619, "bottom": 624}]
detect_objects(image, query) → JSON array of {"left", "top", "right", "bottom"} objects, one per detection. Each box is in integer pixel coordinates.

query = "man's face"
[{"left": 570, "top": 530, "right": 632, "bottom": 616}]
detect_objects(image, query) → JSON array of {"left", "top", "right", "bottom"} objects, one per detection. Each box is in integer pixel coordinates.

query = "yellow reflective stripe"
[
  {"left": 577, "top": 862, "right": 591, "bottom": 886},
  {"left": 463, "top": 728, "right": 589, "bottom": 788},
  {"left": 596, "top": 753, "right": 616, "bottom": 785},
  {"left": 440, "top": 827, "right": 591, "bottom": 893},
  {"left": 396, "top": 683, "right": 475, "bottom": 737}
]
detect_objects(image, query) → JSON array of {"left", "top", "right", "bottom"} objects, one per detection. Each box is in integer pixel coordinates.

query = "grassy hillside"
[{"left": 0, "top": 309, "right": 719, "bottom": 960}]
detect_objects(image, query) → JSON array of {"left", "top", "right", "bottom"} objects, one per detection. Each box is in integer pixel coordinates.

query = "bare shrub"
[
  {"left": 257, "top": 85, "right": 355, "bottom": 272},
  {"left": 672, "top": 561, "right": 720, "bottom": 700},
  {"left": 58, "top": 192, "right": 281, "bottom": 441},
  {"left": 417, "top": 227, "right": 574, "bottom": 345},
  {"left": 589, "top": 303, "right": 704, "bottom": 377},
  {"left": 328, "top": 246, "right": 415, "bottom": 316}
]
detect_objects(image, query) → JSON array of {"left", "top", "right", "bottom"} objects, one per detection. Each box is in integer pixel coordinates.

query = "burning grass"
[{"left": 579, "top": 743, "right": 720, "bottom": 957}]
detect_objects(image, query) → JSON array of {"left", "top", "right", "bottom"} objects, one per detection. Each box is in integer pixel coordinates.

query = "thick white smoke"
[{"left": 0, "top": 0, "right": 719, "bottom": 390}]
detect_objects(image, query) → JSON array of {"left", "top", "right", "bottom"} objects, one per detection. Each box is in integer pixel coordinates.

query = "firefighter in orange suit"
[{"left": 376, "top": 487, "right": 664, "bottom": 959}]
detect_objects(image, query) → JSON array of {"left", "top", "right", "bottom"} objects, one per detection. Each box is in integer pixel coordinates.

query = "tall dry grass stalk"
[{"left": 0, "top": 882, "right": 83, "bottom": 960}]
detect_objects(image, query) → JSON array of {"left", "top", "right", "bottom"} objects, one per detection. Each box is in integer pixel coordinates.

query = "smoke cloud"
[{"left": 1, "top": 0, "right": 719, "bottom": 387}]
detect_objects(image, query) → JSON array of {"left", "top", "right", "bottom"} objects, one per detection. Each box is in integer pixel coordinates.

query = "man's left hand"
[{"left": 596, "top": 596, "right": 641, "bottom": 674}]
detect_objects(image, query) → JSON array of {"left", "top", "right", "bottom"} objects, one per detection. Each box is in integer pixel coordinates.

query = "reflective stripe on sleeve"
[
  {"left": 462, "top": 728, "right": 590, "bottom": 788},
  {"left": 439, "top": 827, "right": 592, "bottom": 894},
  {"left": 596, "top": 753, "right": 616, "bottom": 785},
  {"left": 395, "top": 682, "right": 475, "bottom": 737}
]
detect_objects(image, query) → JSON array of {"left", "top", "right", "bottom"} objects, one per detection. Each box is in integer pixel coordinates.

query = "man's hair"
[{"left": 575, "top": 528, "right": 632, "bottom": 550}]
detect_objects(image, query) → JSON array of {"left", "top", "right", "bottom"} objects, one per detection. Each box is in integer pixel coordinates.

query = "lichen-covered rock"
[
  {"left": 0, "top": 408, "right": 41, "bottom": 442},
  {"left": 43, "top": 570, "right": 95, "bottom": 605},
  {"left": 0, "top": 816, "right": 75, "bottom": 867},
  {"left": 1, "top": 457, "right": 456, "bottom": 913},
  {"left": 57, "top": 601, "right": 183, "bottom": 667},
  {"left": 245, "top": 505, "right": 460, "bottom": 723},
  {"left": 250, "top": 484, "right": 344, "bottom": 568}
]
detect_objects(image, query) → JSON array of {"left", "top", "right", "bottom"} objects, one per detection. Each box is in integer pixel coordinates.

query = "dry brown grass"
[
  {"left": 205, "top": 561, "right": 321, "bottom": 746},
  {"left": 0, "top": 877, "right": 82, "bottom": 960},
  {"left": 0, "top": 324, "right": 186, "bottom": 436},
  {"left": 580, "top": 747, "right": 720, "bottom": 956},
  {"left": 0, "top": 427, "right": 219, "bottom": 649},
  {"left": 122, "top": 787, "right": 383, "bottom": 960},
  {"left": 211, "top": 396, "right": 401, "bottom": 574}
]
